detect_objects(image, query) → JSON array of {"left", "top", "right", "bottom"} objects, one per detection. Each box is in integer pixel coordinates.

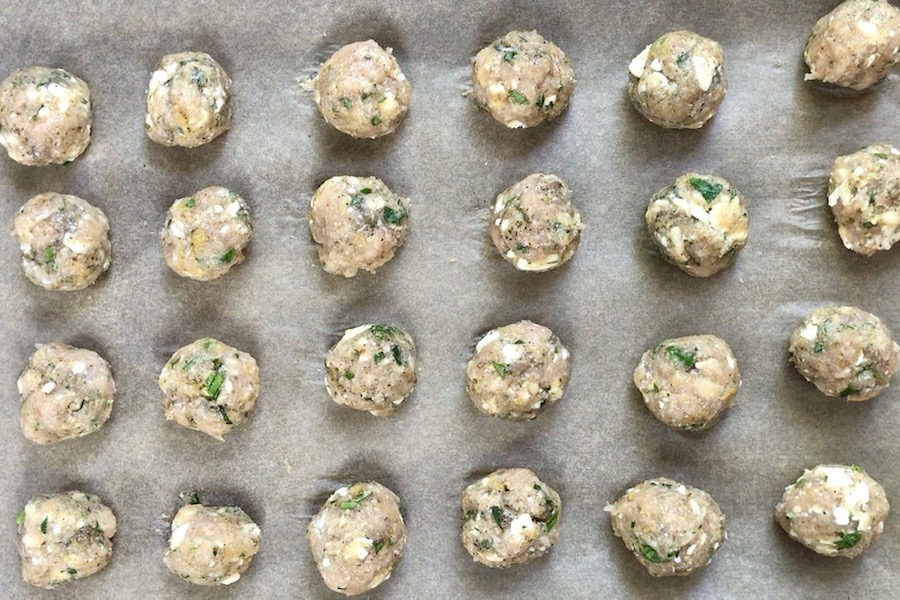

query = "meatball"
[
  {"left": 161, "top": 186, "right": 253, "bottom": 281},
  {"left": 145, "top": 52, "right": 232, "bottom": 147},
  {"left": 789, "top": 306, "right": 899, "bottom": 401},
  {"left": 828, "top": 143, "right": 900, "bottom": 255},
  {"left": 628, "top": 30, "right": 727, "bottom": 129},
  {"left": 804, "top": 0, "right": 900, "bottom": 90},
  {"left": 308, "top": 176, "right": 410, "bottom": 277},
  {"left": 18, "top": 343, "right": 115, "bottom": 444},
  {"left": 164, "top": 502, "right": 261, "bottom": 586},
  {"left": 466, "top": 320, "right": 571, "bottom": 421},
  {"left": 460, "top": 468, "right": 561, "bottom": 568},
  {"left": 324, "top": 324, "right": 417, "bottom": 416},
  {"left": 645, "top": 173, "right": 748, "bottom": 277},
  {"left": 16, "top": 490, "right": 117, "bottom": 589},
  {"left": 471, "top": 30, "right": 575, "bottom": 128},
  {"left": 12, "top": 192, "right": 111, "bottom": 291},
  {"left": 0, "top": 66, "right": 91, "bottom": 166},
  {"left": 633, "top": 335, "right": 740, "bottom": 431},
  {"left": 606, "top": 478, "right": 726, "bottom": 577},
  {"left": 489, "top": 173, "right": 584, "bottom": 272},
  {"left": 775, "top": 464, "right": 890, "bottom": 558},
  {"left": 307, "top": 481, "right": 406, "bottom": 596},
  {"left": 313, "top": 40, "right": 411, "bottom": 139},
  {"left": 159, "top": 338, "right": 260, "bottom": 440}
]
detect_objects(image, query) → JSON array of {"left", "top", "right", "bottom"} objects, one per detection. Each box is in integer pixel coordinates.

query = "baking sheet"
[{"left": 2, "top": 0, "right": 900, "bottom": 597}]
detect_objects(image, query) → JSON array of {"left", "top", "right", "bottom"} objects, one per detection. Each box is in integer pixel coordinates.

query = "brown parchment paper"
[{"left": 2, "top": 0, "right": 900, "bottom": 597}]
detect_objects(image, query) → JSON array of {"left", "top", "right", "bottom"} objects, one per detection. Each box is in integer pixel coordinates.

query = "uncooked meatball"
[
  {"left": 471, "top": 30, "right": 575, "bottom": 128},
  {"left": 324, "top": 324, "right": 417, "bottom": 416},
  {"left": 309, "top": 176, "right": 410, "bottom": 277},
  {"left": 628, "top": 30, "right": 727, "bottom": 129},
  {"left": 828, "top": 143, "right": 900, "bottom": 255},
  {"left": 0, "top": 66, "right": 91, "bottom": 166},
  {"left": 775, "top": 464, "right": 890, "bottom": 558},
  {"left": 307, "top": 481, "right": 406, "bottom": 596},
  {"left": 165, "top": 502, "right": 261, "bottom": 586},
  {"left": 460, "top": 468, "right": 561, "bottom": 568},
  {"left": 12, "top": 192, "right": 111, "bottom": 291},
  {"left": 161, "top": 186, "right": 253, "bottom": 280},
  {"left": 145, "top": 52, "right": 232, "bottom": 147},
  {"left": 606, "top": 478, "right": 726, "bottom": 577},
  {"left": 804, "top": 0, "right": 900, "bottom": 90},
  {"left": 645, "top": 173, "right": 748, "bottom": 277},
  {"left": 633, "top": 334, "right": 740, "bottom": 431},
  {"left": 489, "top": 173, "right": 584, "bottom": 272},
  {"left": 159, "top": 338, "right": 260, "bottom": 440},
  {"left": 789, "top": 306, "right": 899, "bottom": 401},
  {"left": 16, "top": 490, "right": 117, "bottom": 588},
  {"left": 313, "top": 40, "right": 411, "bottom": 139},
  {"left": 466, "top": 320, "right": 571, "bottom": 421},
  {"left": 18, "top": 343, "right": 115, "bottom": 444}
]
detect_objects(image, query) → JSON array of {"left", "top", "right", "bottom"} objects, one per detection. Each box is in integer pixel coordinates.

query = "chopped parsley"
[
  {"left": 490, "top": 505, "right": 503, "bottom": 528},
  {"left": 507, "top": 89, "right": 529, "bottom": 105},
  {"left": 188, "top": 491, "right": 201, "bottom": 505},
  {"left": 185, "top": 197, "right": 196, "bottom": 208},
  {"left": 15, "top": 510, "right": 25, "bottom": 527},
  {"left": 41, "top": 517, "right": 48, "bottom": 534},
  {"left": 835, "top": 531, "right": 861, "bottom": 549},
  {"left": 340, "top": 96, "right": 352, "bottom": 109},
  {"left": 850, "top": 464, "right": 862, "bottom": 472},
  {"left": 546, "top": 508, "right": 559, "bottom": 532},
  {"left": 639, "top": 543, "right": 676, "bottom": 563},
  {"left": 688, "top": 177, "right": 724, "bottom": 202},
  {"left": 66, "top": 567, "right": 78, "bottom": 576},
  {"left": 839, "top": 385, "right": 857, "bottom": 397},
  {"left": 666, "top": 345, "right": 696, "bottom": 369},
  {"left": 349, "top": 187, "right": 372, "bottom": 207},
  {"left": 813, "top": 341, "right": 824, "bottom": 353},
  {"left": 370, "top": 324, "right": 398, "bottom": 340},
  {"left": 43, "top": 247, "right": 56, "bottom": 264},
  {"left": 374, "top": 351, "right": 386, "bottom": 364},
  {"left": 344, "top": 370, "right": 355, "bottom": 380},
  {"left": 221, "top": 247, "right": 236, "bottom": 264},
  {"left": 492, "top": 362, "right": 507, "bottom": 377},
  {"left": 495, "top": 45, "right": 517, "bottom": 62},
  {"left": 339, "top": 490, "right": 372, "bottom": 510},
  {"left": 216, "top": 405, "right": 232, "bottom": 425},
  {"left": 373, "top": 540, "right": 385, "bottom": 554},
  {"left": 391, "top": 345, "right": 403, "bottom": 365},
  {"left": 371, "top": 114, "right": 382, "bottom": 126},
  {"left": 202, "top": 362, "right": 226, "bottom": 400},
  {"left": 383, "top": 205, "right": 407, "bottom": 224},
  {"left": 873, "top": 152, "right": 888, "bottom": 159}
]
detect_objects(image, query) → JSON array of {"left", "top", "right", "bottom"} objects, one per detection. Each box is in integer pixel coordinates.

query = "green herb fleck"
[
  {"left": 66, "top": 567, "right": 77, "bottom": 576},
  {"left": 339, "top": 490, "right": 372, "bottom": 510},
  {"left": 835, "top": 531, "right": 861, "bottom": 549},
  {"left": 688, "top": 178, "right": 724, "bottom": 202},
  {"left": 391, "top": 345, "right": 402, "bottom": 365},
  {"left": 850, "top": 464, "right": 862, "bottom": 472},
  {"left": 188, "top": 491, "right": 201, "bottom": 505},
  {"left": 374, "top": 351, "right": 386, "bottom": 364},
  {"left": 340, "top": 96, "right": 352, "bottom": 109},
  {"left": 213, "top": 546, "right": 219, "bottom": 557},
  {"left": 507, "top": 90, "right": 529, "bottom": 105},
  {"left": 490, "top": 505, "right": 503, "bottom": 528},
  {"left": 383, "top": 205, "right": 407, "bottom": 224},
  {"left": 546, "top": 509, "right": 559, "bottom": 532},
  {"left": 638, "top": 543, "right": 674, "bottom": 563},
  {"left": 216, "top": 405, "right": 232, "bottom": 425},
  {"left": 41, "top": 517, "right": 48, "bottom": 535},
  {"left": 181, "top": 356, "right": 198, "bottom": 371},
  {"left": 373, "top": 540, "right": 385, "bottom": 554},
  {"left": 370, "top": 325, "right": 398, "bottom": 340},
  {"left": 43, "top": 247, "right": 56, "bottom": 264},
  {"left": 813, "top": 341, "right": 824, "bottom": 353},
  {"left": 492, "top": 362, "right": 507, "bottom": 377},
  {"left": 676, "top": 51, "right": 690, "bottom": 66},
  {"left": 666, "top": 345, "right": 696, "bottom": 369},
  {"left": 221, "top": 248, "right": 236, "bottom": 264},
  {"left": 873, "top": 152, "right": 888, "bottom": 159},
  {"left": 344, "top": 370, "right": 355, "bottom": 380},
  {"left": 15, "top": 510, "right": 25, "bottom": 527},
  {"left": 516, "top": 243, "right": 529, "bottom": 253},
  {"left": 202, "top": 363, "right": 225, "bottom": 400},
  {"left": 533, "top": 484, "right": 542, "bottom": 491},
  {"left": 840, "top": 386, "right": 857, "bottom": 397},
  {"left": 495, "top": 45, "right": 517, "bottom": 62},
  {"left": 185, "top": 197, "right": 196, "bottom": 208},
  {"left": 371, "top": 114, "right": 382, "bottom": 126}
]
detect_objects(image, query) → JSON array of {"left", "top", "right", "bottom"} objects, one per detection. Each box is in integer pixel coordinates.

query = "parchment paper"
[{"left": 2, "top": 1, "right": 899, "bottom": 597}]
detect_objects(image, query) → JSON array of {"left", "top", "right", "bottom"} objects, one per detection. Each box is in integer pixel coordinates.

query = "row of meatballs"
[{"left": 16, "top": 463, "right": 891, "bottom": 593}]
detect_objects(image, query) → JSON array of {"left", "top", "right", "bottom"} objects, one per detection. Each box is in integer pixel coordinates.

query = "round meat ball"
[
  {"left": 12, "top": 192, "right": 111, "bottom": 291},
  {"left": 471, "top": 30, "right": 575, "bottom": 128},
  {"left": 466, "top": 320, "right": 571, "bottom": 421},
  {"left": 775, "top": 464, "right": 890, "bottom": 558},
  {"left": 828, "top": 143, "right": 900, "bottom": 255},
  {"left": 324, "top": 324, "right": 417, "bottom": 416},
  {"left": 804, "top": 0, "right": 900, "bottom": 90},
  {"left": 308, "top": 176, "right": 410, "bottom": 277},
  {"left": 645, "top": 173, "right": 748, "bottom": 277},
  {"left": 313, "top": 40, "right": 411, "bottom": 139},
  {"left": 165, "top": 502, "right": 261, "bottom": 586},
  {"left": 628, "top": 30, "right": 727, "bottom": 129},
  {"left": 161, "top": 186, "right": 253, "bottom": 281},
  {"left": 307, "top": 481, "right": 406, "bottom": 596},
  {"left": 461, "top": 468, "right": 561, "bottom": 568},
  {"left": 789, "top": 306, "right": 899, "bottom": 401},
  {"left": 606, "top": 478, "right": 726, "bottom": 577},
  {"left": 145, "top": 52, "right": 232, "bottom": 147},
  {"left": 16, "top": 490, "right": 117, "bottom": 589},
  {"left": 489, "top": 173, "right": 584, "bottom": 272},
  {"left": 633, "top": 334, "right": 740, "bottom": 431},
  {"left": 159, "top": 338, "right": 260, "bottom": 440},
  {"left": 18, "top": 343, "right": 115, "bottom": 444},
  {"left": 0, "top": 66, "right": 91, "bottom": 166}
]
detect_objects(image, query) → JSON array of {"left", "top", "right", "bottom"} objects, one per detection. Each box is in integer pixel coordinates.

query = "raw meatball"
[
  {"left": 633, "top": 334, "right": 740, "bottom": 431},
  {"left": 324, "top": 324, "right": 417, "bottom": 416},
  {"left": 16, "top": 490, "right": 116, "bottom": 588},
  {"left": 628, "top": 30, "right": 727, "bottom": 129},
  {"left": 460, "top": 468, "right": 561, "bottom": 568},
  {"left": 775, "top": 464, "right": 890, "bottom": 557},
  {"left": 307, "top": 481, "right": 406, "bottom": 596},
  {"left": 309, "top": 176, "right": 410, "bottom": 277},
  {"left": 0, "top": 66, "right": 91, "bottom": 166},
  {"left": 789, "top": 306, "right": 899, "bottom": 401},
  {"left": 645, "top": 173, "right": 748, "bottom": 277},
  {"left": 145, "top": 52, "right": 232, "bottom": 147},
  {"left": 606, "top": 478, "right": 726, "bottom": 577},
  {"left": 489, "top": 173, "right": 584, "bottom": 272},
  {"left": 18, "top": 343, "right": 115, "bottom": 444},
  {"left": 313, "top": 40, "right": 411, "bottom": 139},
  {"left": 159, "top": 338, "right": 260, "bottom": 440},
  {"left": 471, "top": 30, "right": 575, "bottom": 128},
  {"left": 164, "top": 502, "right": 261, "bottom": 586},
  {"left": 828, "top": 143, "right": 900, "bottom": 255},
  {"left": 804, "top": 0, "right": 900, "bottom": 90},
  {"left": 466, "top": 320, "right": 571, "bottom": 421},
  {"left": 161, "top": 186, "right": 253, "bottom": 280},
  {"left": 12, "top": 192, "right": 111, "bottom": 291}
]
